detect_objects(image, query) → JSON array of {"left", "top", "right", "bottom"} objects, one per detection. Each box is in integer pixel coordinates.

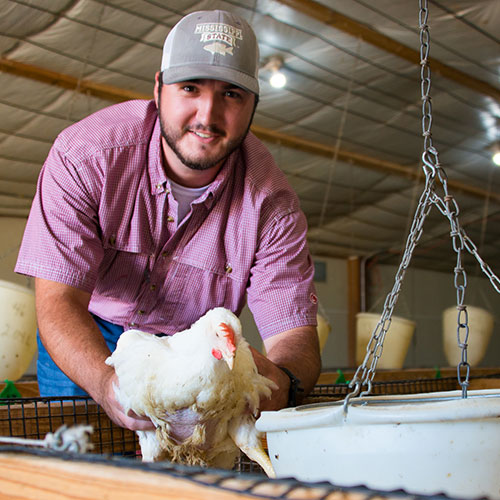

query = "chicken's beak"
[
  {"left": 223, "top": 352, "right": 234, "bottom": 370},
  {"left": 211, "top": 347, "right": 235, "bottom": 370}
]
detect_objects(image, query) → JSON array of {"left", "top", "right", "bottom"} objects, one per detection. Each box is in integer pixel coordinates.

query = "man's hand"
[
  {"left": 253, "top": 325, "right": 321, "bottom": 412},
  {"left": 250, "top": 347, "right": 290, "bottom": 411},
  {"left": 99, "top": 372, "right": 155, "bottom": 431}
]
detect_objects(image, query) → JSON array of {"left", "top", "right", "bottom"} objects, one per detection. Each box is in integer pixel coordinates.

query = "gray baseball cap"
[{"left": 161, "top": 10, "right": 260, "bottom": 95}]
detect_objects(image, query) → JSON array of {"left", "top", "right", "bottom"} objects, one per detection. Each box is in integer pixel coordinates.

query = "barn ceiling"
[{"left": 1, "top": 0, "right": 499, "bottom": 279}]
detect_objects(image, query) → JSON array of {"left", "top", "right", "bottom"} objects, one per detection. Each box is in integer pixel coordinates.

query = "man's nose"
[{"left": 196, "top": 93, "right": 221, "bottom": 125}]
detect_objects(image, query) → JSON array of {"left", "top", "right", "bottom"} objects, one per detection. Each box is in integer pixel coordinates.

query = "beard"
[{"left": 159, "top": 120, "right": 246, "bottom": 171}]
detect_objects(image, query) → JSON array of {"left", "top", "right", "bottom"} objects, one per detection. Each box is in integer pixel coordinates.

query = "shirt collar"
[
  {"left": 148, "top": 117, "right": 168, "bottom": 196},
  {"left": 196, "top": 149, "right": 238, "bottom": 207}
]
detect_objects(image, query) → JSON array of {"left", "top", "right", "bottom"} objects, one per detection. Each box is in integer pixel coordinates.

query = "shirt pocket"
[
  {"left": 94, "top": 239, "right": 151, "bottom": 302},
  {"left": 165, "top": 257, "right": 246, "bottom": 331}
]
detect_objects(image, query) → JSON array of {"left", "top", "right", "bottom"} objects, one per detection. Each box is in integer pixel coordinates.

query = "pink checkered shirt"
[{"left": 16, "top": 100, "right": 317, "bottom": 339}]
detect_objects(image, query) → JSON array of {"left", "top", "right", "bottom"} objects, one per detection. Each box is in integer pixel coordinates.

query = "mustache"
[{"left": 185, "top": 124, "right": 226, "bottom": 136}]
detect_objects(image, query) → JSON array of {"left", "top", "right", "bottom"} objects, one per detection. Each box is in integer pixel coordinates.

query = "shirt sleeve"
[
  {"left": 246, "top": 207, "right": 318, "bottom": 340},
  {"left": 15, "top": 141, "right": 104, "bottom": 292}
]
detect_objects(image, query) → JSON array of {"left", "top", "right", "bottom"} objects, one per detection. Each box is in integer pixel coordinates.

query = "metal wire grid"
[
  {"left": 1, "top": 375, "right": 499, "bottom": 477},
  {"left": 2, "top": 377, "right": 499, "bottom": 499},
  {"left": 308, "top": 375, "right": 462, "bottom": 402},
  {"left": 0, "top": 396, "right": 138, "bottom": 457},
  {"left": 0, "top": 395, "right": 266, "bottom": 473}
]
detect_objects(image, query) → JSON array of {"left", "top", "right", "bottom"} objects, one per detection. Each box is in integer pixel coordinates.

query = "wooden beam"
[
  {"left": 251, "top": 124, "right": 418, "bottom": 176},
  {"left": 317, "top": 367, "right": 500, "bottom": 384},
  {"left": 252, "top": 125, "right": 500, "bottom": 205},
  {"left": 274, "top": 0, "right": 500, "bottom": 103},
  {"left": 2, "top": 58, "right": 498, "bottom": 205},
  {"left": 0, "top": 57, "right": 149, "bottom": 103}
]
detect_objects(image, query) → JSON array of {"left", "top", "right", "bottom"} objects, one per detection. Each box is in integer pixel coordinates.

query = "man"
[{"left": 16, "top": 10, "right": 320, "bottom": 432}]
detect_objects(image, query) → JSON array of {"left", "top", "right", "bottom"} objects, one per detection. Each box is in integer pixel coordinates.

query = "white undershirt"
[{"left": 168, "top": 178, "right": 210, "bottom": 222}]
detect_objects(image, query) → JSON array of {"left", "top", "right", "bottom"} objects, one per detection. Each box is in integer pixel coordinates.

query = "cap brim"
[{"left": 162, "top": 64, "right": 259, "bottom": 95}]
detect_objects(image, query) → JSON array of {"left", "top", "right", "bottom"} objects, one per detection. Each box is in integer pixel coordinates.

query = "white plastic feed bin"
[
  {"left": 0, "top": 280, "right": 37, "bottom": 380},
  {"left": 356, "top": 312, "right": 415, "bottom": 369},
  {"left": 257, "top": 389, "right": 500, "bottom": 499}
]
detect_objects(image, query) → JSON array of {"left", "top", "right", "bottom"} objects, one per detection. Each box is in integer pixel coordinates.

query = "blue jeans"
[{"left": 36, "top": 314, "right": 124, "bottom": 397}]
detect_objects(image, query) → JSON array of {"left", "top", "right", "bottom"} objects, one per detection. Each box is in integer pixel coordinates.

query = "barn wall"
[
  {"left": 365, "top": 261, "right": 500, "bottom": 370},
  {"left": 242, "top": 256, "right": 499, "bottom": 371},
  {"left": 240, "top": 256, "right": 348, "bottom": 368},
  {"left": 1, "top": 216, "right": 498, "bottom": 378},
  {"left": 0, "top": 217, "right": 32, "bottom": 289}
]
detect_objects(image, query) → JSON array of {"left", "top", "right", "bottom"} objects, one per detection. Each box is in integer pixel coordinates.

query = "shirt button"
[
  {"left": 109, "top": 235, "right": 116, "bottom": 246},
  {"left": 150, "top": 284, "right": 156, "bottom": 291},
  {"left": 167, "top": 216, "right": 175, "bottom": 222},
  {"left": 129, "top": 322, "right": 137, "bottom": 327},
  {"left": 162, "top": 251, "right": 167, "bottom": 258},
  {"left": 138, "top": 310, "right": 145, "bottom": 315},
  {"left": 225, "top": 263, "right": 233, "bottom": 274}
]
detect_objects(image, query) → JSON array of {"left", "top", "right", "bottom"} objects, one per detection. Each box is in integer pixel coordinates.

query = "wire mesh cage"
[
  {"left": 0, "top": 397, "right": 138, "bottom": 456},
  {"left": 307, "top": 375, "right": 462, "bottom": 403},
  {"left": 0, "top": 395, "right": 267, "bottom": 474},
  {"left": 2, "top": 373, "right": 500, "bottom": 472}
]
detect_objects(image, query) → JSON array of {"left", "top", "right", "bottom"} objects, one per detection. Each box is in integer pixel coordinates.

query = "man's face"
[{"left": 155, "top": 76, "right": 256, "bottom": 173}]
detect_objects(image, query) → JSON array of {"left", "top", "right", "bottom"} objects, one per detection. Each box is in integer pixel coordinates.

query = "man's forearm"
[
  {"left": 35, "top": 278, "right": 156, "bottom": 431},
  {"left": 264, "top": 325, "right": 321, "bottom": 399},
  {"left": 35, "top": 278, "right": 114, "bottom": 403}
]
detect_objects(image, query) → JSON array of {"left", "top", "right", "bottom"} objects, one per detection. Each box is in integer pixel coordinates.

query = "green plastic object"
[
  {"left": 434, "top": 367, "right": 442, "bottom": 379},
  {"left": 0, "top": 379, "right": 22, "bottom": 400},
  {"left": 334, "top": 369, "right": 349, "bottom": 384}
]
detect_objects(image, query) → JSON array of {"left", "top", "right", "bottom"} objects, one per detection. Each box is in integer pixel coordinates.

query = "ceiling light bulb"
[
  {"left": 270, "top": 71, "right": 286, "bottom": 89},
  {"left": 493, "top": 151, "right": 500, "bottom": 166}
]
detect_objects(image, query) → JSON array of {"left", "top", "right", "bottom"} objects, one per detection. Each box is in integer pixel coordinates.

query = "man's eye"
[
  {"left": 225, "top": 90, "right": 242, "bottom": 99},
  {"left": 182, "top": 85, "right": 196, "bottom": 92}
]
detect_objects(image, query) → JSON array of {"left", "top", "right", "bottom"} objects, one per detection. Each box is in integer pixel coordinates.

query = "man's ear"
[{"left": 153, "top": 71, "right": 161, "bottom": 108}]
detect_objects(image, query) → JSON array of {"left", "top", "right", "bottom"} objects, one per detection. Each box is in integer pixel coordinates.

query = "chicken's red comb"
[{"left": 219, "top": 322, "right": 236, "bottom": 353}]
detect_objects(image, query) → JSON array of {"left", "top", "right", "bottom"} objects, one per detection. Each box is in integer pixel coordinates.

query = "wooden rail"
[
  {"left": 0, "top": 453, "right": 280, "bottom": 500},
  {"left": 317, "top": 366, "right": 500, "bottom": 384}
]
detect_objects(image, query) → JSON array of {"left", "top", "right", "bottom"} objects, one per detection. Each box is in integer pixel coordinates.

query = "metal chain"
[{"left": 344, "top": 0, "right": 500, "bottom": 411}]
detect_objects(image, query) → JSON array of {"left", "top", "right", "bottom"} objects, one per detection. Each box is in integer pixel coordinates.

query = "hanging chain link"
[{"left": 343, "top": 0, "right": 500, "bottom": 411}]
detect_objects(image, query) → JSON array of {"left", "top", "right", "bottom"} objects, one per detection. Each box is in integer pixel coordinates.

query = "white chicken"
[{"left": 105, "top": 307, "right": 277, "bottom": 477}]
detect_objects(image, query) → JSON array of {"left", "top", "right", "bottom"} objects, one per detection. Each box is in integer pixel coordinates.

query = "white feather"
[{"left": 105, "top": 307, "right": 276, "bottom": 475}]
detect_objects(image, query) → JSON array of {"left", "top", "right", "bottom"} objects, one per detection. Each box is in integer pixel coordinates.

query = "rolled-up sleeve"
[{"left": 247, "top": 207, "right": 318, "bottom": 339}]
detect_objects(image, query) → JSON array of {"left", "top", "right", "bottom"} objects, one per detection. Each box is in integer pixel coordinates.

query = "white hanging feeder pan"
[
  {"left": 356, "top": 313, "right": 415, "bottom": 369},
  {"left": 257, "top": 389, "right": 500, "bottom": 499},
  {"left": 258, "top": 6, "right": 500, "bottom": 498},
  {"left": 443, "top": 305, "right": 494, "bottom": 366}
]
